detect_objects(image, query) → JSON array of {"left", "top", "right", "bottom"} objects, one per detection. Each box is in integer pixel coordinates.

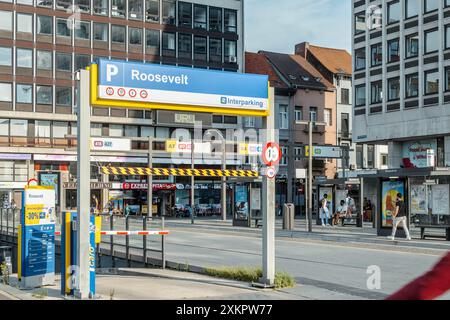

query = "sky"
[{"left": 245, "top": 0, "right": 351, "bottom": 54}]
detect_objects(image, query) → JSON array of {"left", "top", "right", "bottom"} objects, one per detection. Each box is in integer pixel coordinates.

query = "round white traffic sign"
[
  {"left": 262, "top": 142, "right": 281, "bottom": 166},
  {"left": 266, "top": 166, "right": 277, "bottom": 179}
]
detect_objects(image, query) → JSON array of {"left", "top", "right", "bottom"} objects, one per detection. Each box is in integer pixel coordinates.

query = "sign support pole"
[
  {"left": 308, "top": 121, "right": 313, "bottom": 232},
  {"left": 260, "top": 87, "right": 275, "bottom": 286},
  {"left": 75, "top": 69, "right": 91, "bottom": 299},
  {"left": 222, "top": 139, "right": 227, "bottom": 221},
  {"left": 148, "top": 136, "right": 153, "bottom": 219},
  {"left": 191, "top": 140, "right": 195, "bottom": 224}
]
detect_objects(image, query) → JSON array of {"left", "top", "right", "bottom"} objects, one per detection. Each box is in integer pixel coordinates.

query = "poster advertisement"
[
  {"left": 235, "top": 185, "right": 248, "bottom": 220},
  {"left": 402, "top": 140, "right": 437, "bottom": 168},
  {"left": 381, "top": 180, "right": 405, "bottom": 227},
  {"left": 431, "top": 184, "right": 450, "bottom": 215},
  {"left": 335, "top": 189, "right": 348, "bottom": 209},
  {"left": 20, "top": 186, "right": 56, "bottom": 287},
  {"left": 319, "top": 187, "right": 333, "bottom": 216},
  {"left": 410, "top": 185, "right": 427, "bottom": 214},
  {"left": 38, "top": 172, "right": 60, "bottom": 206},
  {"left": 250, "top": 188, "right": 261, "bottom": 211}
]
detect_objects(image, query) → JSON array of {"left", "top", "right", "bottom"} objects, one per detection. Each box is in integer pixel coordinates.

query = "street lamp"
[{"left": 296, "top": 120, "right": 327, "bottom": 232}]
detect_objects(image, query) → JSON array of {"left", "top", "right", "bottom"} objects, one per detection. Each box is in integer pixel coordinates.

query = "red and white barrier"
[{"left": 53, "top": 230, "right": 169, "bottom": 236}]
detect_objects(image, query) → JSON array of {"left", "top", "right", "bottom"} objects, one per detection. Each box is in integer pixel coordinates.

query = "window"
[
  {"left": 324, "top": 109, "right": 332, "bottom": 126},
  {"left": 37, "top": 50, "right": 52, "bottom": 70},
  {"left": 388, "top": 1, "right": 400, "bottom": 24},
  {"left": 56, "top": 0, "right": 71, "bottom": 10},
  {"left": 35, "top": 121, "right": 51, "bottom": 138},
  {"left": 341, "top": 88, "right": 350, "bottom": 105},
  {"left": 446, "top": 67, "right": 450, "bottom": 92},
  {"left": 309, "top": 106, "right": 317, "bottom": 122},
  {"left": 129, "top": 0, "right": 143, "bottom": 20},
  {"left": 93, "top": 0, "right": 108, "bottom": 15},
  {"left": 209, "top": 7, "right": 222, "bottom": 32},
  {"left": 162, "top": 0, "right": 176, "bottom": 25},
  {"left": 36, "top": 85, "right": 52, "bottom": 105},
  {"left": 194, "top": 5, "right": 207, "bottom": 29},
  {"left": 0, "top": 47, "right": 11, "bottom": 66},
  {"left": 224, "top": 40, "right": 237, "bottom": 62},
  {"left": 0, "top": 11, "right": 12, "bottom": 32},
  {"left": 0, "top": 119, "right": 8, "bottom": 136},
  {"left": 405, "top": 33, "right": 419, "bottom": 58},
  {"left": 17, "top": 48, "right": 32, "bottom": 68},
  {"left": 56, "top": 52, "right": 72, "bottom": 71},
  {"left": 75, "top": 54, "right": 90, "bottom": 71},
  {"left": 75, "top": 21, "right": 90, "bottom": 40},
  {"left": 280, "top": 146, "right": 288, "bottom": 166},
  {"left": 371, "top": 43, "right": 382, "bottom": 67},
  {"left": 111, "top": 0, "right": 126, "bottom": 18},
  {"left": 37, "top": 16, "right": 52, "bottom": 35},
  {"left": 111, "top": 25, "right": 126, "bottom": 43},
  {"left": 355, "top": 85, "right": 366, "bottom": 106},
  {"left": 356, "top": 145, "right": 363, "bottom": 168},
  {"left": 91, "top": 123, "right": 102, "bottom": 137},
  {"left": 367, "top": 145, "right": 374, "bottom": 169},
  {"left": 53, "top": 122, "right": 69, "bottom": 138},
  {"left": 56, "top": 87, "right": 72, "bottom": 106},
  {"left": 56, "top": 18, "right": 71, "bottom": 37},
  {"left": 162, "top": 32, "right": 175, "bottom": 50},
  {"left": 381, "top": 154, "right": 388, "bottom": 166},
  {"left": 10, "top": 119, "right": 27, "bottom": 137},
  {"left": 129, "top": 28, "right": 143, "bottom": 45},
  {"left": 425, "top": 0, "right": 439, "bottom": 13},
  {"left": 294, "top": 147, "right": 302, "bottom": 161},
  {"left": 406, "top": 0, "right": 420, "bottom": 18},
  {"left": 387, "top": 39, "right": 400, "bottom": 62},
  {"left": 341, "top": 113, "right": 349, "bottom": 136},
  {"left": 17, "top": 13, "right": 32, "bottom": 33},
  {"left": 209, "top": 38, "right": 222, "bottom": 62},
  {"left": 94, "top": 23, "right": 108, "bottom": 41},
  {"left": 17, "top": 0, "right": 33, "bottom": 4},
  {"left": 0, "top": 83, "right": 11, "bottom": 102},
  {"left": 278, "top": 105, "right": 288, "bottom": 129},
  {"left": 295, "top": 106, "right": 303, "bottom": 122},
  {"left": 16, "top": 84, "right": 32, "bottom": 103},
  {"left": 446, "top": 25, "right": 450, "bottom": 49},
  {"left": 224, "top": 9, "right": 237, "bottom": 33},
  {"left": 109, "top": 124, "right": 124, "bottom": 137},
  {"left": 425, "top": 29, "right": 438, "bottom": 53},
  {"left": 371, "top": 81, "right": 383, "bottom": 104},
  {"left": 355, "top": 48, "right": 365, "bottom": 70},
  {"left": 194, "top": 36, "right": 207, "bottom": 56},
  {"left": 146, "top": 29, "right": 160, "bottom": 48},
  {"left": 424, "top": 70, "right": 439, "bottom": 95},
  {"left": 388, "top": 77, "right": 400, "bottom": 101},
  {"left": 37, "top": 0, "right": 53, "bottom": 7},
  {"left": 75, "top": 0, "right": 90, "bottom": 13},
  {"left": 244, "top": 117, "right": 255, "bottom": 127},
  {"left": 146, "top": 0, "right": 159, "bottom": 22},
  {"left": 178, "top": 33, "right": 192, "bottom": 58},
  {"left": 406, "top": 73, "right": 419, "bottom": 98},
  {"left": 178, "top": 2, "right": 192, "bottom": 28},
  {"left": 354, "top": 12, "right": 365, "bottom": 34}
]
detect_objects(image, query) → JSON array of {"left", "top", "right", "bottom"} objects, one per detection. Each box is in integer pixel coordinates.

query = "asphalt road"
[{"left": 103, "top": 220, "right": 450, "bottom": 300}]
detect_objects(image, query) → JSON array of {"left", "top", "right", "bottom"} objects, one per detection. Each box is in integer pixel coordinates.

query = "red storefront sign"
[{"left": 121, "top": 183, "right": 176, "bottom": 190}]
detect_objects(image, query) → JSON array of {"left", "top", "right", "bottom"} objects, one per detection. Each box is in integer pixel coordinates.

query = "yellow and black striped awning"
[{"left": 100, "top": 167, "right": 259, "bottom": 177}]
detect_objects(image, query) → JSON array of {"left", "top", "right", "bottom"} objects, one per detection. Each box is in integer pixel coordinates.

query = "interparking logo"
[{"left": 220, "top": 97, "right": 228, "bottom": 104}]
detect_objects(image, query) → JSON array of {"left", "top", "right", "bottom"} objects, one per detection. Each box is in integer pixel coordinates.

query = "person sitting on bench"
[{"left": 333, "top": 200, "right": 347, "bottom": 226}]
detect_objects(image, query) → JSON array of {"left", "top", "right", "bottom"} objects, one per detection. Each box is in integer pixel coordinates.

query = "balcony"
[
  {"left": 301, "top": 123, "right": 326, "bottom": 134},
  {"left": 338, "top": 131, "right": 352, "bottom": 139}
]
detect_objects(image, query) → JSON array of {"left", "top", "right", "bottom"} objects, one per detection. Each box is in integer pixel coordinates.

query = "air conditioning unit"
[{"left": 228, "top": 56, "right": 237, "bottom": 63}]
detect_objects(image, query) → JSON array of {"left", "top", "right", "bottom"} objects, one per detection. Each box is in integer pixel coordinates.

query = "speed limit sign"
[
  {"left": 262, "top": 142, "right": 281, "bottom": 166},
  {"left": 266, "top": 166, "right": 277, "bottom": 179}
]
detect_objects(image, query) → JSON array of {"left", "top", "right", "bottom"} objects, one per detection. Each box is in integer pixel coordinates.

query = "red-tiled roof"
[
  {"left": 245, "top": 52, "right": 287, "bottom": 89},
  {"left": 307, "top": 45, "right": 352, "bottom": 75}
]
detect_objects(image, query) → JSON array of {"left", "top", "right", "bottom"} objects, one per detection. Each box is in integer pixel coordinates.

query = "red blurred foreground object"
[{"left": 386, "top": 252, "right": 450, "bottom": 300}]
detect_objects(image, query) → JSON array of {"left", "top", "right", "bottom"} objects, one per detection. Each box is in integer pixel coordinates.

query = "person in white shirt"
[
  {"left": 333, "top": 200, "right": 347, "bottom": 226},
  {"left": 319, "top": 194, "right": 331, "bottom": 226}
]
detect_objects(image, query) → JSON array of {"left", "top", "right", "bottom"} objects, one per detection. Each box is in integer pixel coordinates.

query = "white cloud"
[{"left": 245, "top": 0, "right": 351, "bottom": 54}]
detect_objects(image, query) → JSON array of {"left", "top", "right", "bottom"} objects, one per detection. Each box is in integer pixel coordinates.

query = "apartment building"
[
  {"left": 352, "top": 0, "right": 450, "bottom": 168},
  {"left": 0, "top": 0, "right": 244, "bottom": 213},
  {"left": 296, "top": 42, "right": 388, "bottom": 175},
  {"left": 246, "top": 51, "right": 337, "bottom": 211}
]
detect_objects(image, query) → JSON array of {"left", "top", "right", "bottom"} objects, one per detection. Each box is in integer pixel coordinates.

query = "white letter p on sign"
[{"left": 106, "top": 64, "right": 119, "bottom": 82}]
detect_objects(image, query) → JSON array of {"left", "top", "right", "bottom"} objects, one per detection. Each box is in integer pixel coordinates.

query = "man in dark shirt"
[{"left": 387, "top": 193, "right": 411, "bottom": 241}]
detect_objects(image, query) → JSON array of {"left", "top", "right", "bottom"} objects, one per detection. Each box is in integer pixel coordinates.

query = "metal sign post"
[{"left": 75, "top": 69, "right": 91, "bottom": 299}]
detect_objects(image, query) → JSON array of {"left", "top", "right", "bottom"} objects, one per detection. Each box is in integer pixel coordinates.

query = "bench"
[{"left": 417, "top": 225, "right": 450, "bottom": 241}]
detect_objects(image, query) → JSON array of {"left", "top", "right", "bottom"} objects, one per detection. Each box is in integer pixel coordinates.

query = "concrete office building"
[
  {"left": 296, "top": 42, "right": 389, "bottom": 175},
  {"left": 0, "top": 0, "right": 245, "bottom": 215},
  {"left": 352, "top": 0, "right": 450, "bottom": 168}
]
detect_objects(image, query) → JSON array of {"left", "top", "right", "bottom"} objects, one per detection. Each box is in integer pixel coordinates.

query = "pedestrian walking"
[
  {"left": 387, "top": 193, "right": 411, "bottom": 241},
  {"left": 320, "top": 194, "right": 330, "bottom": 226}
]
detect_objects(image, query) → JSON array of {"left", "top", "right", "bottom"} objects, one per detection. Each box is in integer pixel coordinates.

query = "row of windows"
[
  {"left": 0, "top": 83, "right": 72, "bottom": 106},
  {"left": 355, "top": 68, "right": 449, "bottom": 106},
  {"left": 355, "top": 27, "right": 446, "bottom": 70},
  {"left": 277, "top": 105, "right": 333, "bottom": 130},
  {"left": 0, "top": 0, "right": 238, "bottom": 33},
  {"left": 355, "top": 0, "right": 450, "bottom": 34}
]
